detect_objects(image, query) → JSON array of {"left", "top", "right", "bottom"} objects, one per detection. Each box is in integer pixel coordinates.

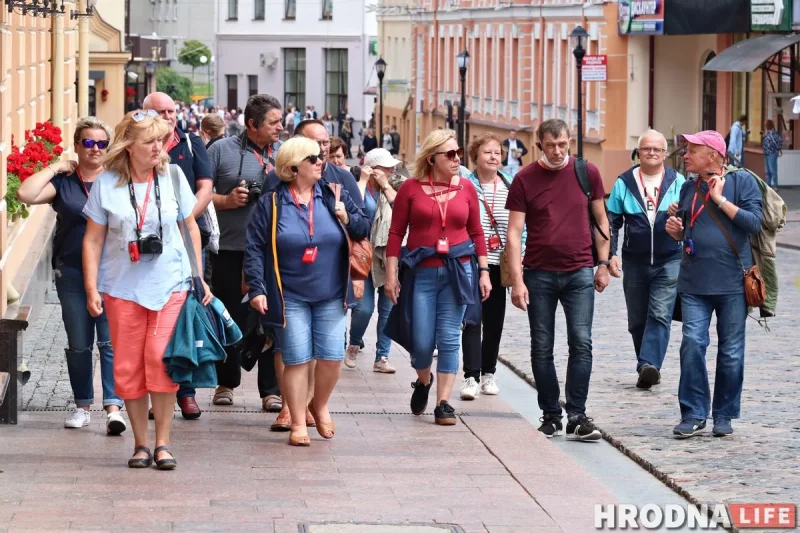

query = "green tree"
[
  {"left": 177, "top": 39, "right": 212, "bottom": 83},
  {"left": 155, "top": 67, "right": 193, "bottom": 104}
]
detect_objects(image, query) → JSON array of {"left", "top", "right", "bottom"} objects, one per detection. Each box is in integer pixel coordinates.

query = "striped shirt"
[{"left": 476, "top": 179, "right": 510, "bottom": 265}]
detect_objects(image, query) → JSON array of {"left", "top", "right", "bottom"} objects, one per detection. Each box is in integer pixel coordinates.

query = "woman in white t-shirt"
[{"left": 83, "top": 109, "right": 212, "bottom": 470}]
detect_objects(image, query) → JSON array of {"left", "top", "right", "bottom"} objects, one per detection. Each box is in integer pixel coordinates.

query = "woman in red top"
[{"left": 385, "top": 129, "right": 491, "bottom": 425}]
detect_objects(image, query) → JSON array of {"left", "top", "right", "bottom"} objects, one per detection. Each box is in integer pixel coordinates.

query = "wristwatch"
[
  {"left": 479, "top": 267, "right": 490, "bottom": 274},
  {"left": 597, "top": 260, "right": 610, "bottom": 267},
  {"left": 717, "top": 196, "right": 728, "bottom": 208}
]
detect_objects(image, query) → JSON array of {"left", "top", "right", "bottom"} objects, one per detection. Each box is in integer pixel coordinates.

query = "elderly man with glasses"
[{"left": 607, "top": 129, "right": 686, "bottom": 389}]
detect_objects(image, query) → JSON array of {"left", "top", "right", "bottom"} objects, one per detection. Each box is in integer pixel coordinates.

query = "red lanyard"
[
  {"left": 252, "top": 148, "right": 273, "bottom": 174},
  {"left": 289, "top": 185, "right": 315, "bottom": 239},
  {"left": 486, "top": 178, "right": 498, "bottom": 223},
  {"left": 164, "top": 130, "right": 180, "bottom": 154},
  {"left": 133, "top": 173, "right": 154, "bottom": 232},
  {"left": 689, "top": 186, "right": 711, "bottom": 228},
  {"left": 75, "top": 171, "right": 90, "bottom": 197},
  {"left": 428, "top": 175, "right": 452, "bottom": 231},
  {"left": 638, "top": 170, "right": 664, "bottom": 211}
]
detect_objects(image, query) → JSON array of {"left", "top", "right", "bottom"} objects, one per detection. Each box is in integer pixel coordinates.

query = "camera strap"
[{"left": 128, "top": 172, "right": 163, "bottom": 240}]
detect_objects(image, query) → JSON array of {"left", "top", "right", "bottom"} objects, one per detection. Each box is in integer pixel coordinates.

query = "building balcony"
[
  {"left": 557, "top": 106, "right": 568, "bottom": 122},
  {"left": 485, "top": 98, "right": 494, "bottom": 115},
  {"left": 472, "top": 96, "right": 480, "bottom": 114},
  {"left": 543, "top": 104, "right": 553, "bottom": 120},
  {"left": 497, "top": 100, "right": 506, "bottom": 117},
  {"left": 510, "top": 101, "right": 519, "bottom": 120}
]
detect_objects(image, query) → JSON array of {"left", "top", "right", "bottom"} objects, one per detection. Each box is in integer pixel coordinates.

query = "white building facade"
[{"left": 215, "top": 0, "right": 377, "bottom": 128}]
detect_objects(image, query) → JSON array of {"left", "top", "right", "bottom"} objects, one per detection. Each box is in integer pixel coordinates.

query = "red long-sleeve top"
[{"left": 387, "top": 177, "right": 487, "bottom": 267}]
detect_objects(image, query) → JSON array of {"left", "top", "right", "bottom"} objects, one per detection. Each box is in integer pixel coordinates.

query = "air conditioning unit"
[{"left": 260, "top": 53, "right": 278, "bottom": 69}]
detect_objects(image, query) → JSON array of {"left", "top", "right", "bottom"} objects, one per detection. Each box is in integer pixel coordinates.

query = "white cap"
[{"left": 364, "top": 148, "right": 401, "bottom": 169}]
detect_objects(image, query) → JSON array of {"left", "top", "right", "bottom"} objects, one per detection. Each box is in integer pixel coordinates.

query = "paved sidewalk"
[
  {"left": 776, "top": 209, "right": 800, "bottom": 250},
  {"left": 499, "top": 247, "right": 800, "bottom": 509},
  {"left": 2, "top": 313, "right": 618, "bottom": 533}
]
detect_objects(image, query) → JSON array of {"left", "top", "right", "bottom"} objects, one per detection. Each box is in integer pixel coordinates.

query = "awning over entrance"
[{"left": 703, "top": 33, "right": 800, "bottom": 73}]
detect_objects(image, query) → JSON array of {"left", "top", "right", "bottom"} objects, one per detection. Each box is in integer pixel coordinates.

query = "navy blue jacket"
[
  {"left": 607, "top": 165, "right": 686, "bottom": 265},
  {"left": 384, "top": 240, "right": 479, "bottom": 354},
  {"left": 243, "top": 181, "right": 370, "bottom": 328},
  {"left": 264, "top": 162, "right": 364, "bottom": 208}
]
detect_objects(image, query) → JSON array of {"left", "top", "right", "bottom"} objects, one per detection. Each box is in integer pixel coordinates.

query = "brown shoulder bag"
[
  {"left": 697, "top": 185, "right": 766, "bottom": 308},
  {"left": 330, "top": 183, "right": 373, "bottom": 282}
]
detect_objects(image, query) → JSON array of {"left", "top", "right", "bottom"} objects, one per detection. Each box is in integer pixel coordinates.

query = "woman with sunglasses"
[
  {"left": 384, "top": 129, "right": 491, "bottom": 426},
  {"left": 83, "top": 109, "right": 211, "bottom": 469},
  {"left": 244, "top": 137, "right": 369, "bottom": 446},
  {"left": 18, "top": 117, "right": 127, "bottom": 435}
]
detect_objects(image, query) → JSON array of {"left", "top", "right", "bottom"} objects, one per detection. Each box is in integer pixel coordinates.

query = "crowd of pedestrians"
[{"left": 32, "top": 84, "right": 771, "bottom": 467}]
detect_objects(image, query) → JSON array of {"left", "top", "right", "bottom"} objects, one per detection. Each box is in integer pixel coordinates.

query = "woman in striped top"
[{"left": 460, "top": 133, "right": 520, "bottom": 400}]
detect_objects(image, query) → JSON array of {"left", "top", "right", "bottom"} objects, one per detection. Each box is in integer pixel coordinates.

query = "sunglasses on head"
[
  {"left": 433, "top": 148, "right": 463, "bottom": 162},
  {"left": 304, "top": 153, "right": 325, "bottom": 165},
  {"left": 131, "top": 109, "right": 158, "bottom": 122},
  {"left": 80, "top": 139, "right": 109, "bottom": 150}
]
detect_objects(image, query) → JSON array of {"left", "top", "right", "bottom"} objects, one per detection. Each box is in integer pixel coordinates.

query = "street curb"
[
  {"left": 497, "top": 354, "right": 738, "bottom": 533},
  {"left": 776, "top": 242, "right": 800, "bottom": 251}
]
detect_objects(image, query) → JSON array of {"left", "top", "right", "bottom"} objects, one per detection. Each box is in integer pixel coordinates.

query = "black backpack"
[{"left": 574, "top": 157, "right": 609, "bottom": 265}]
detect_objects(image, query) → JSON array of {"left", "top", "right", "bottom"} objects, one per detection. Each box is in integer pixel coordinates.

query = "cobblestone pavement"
[
  {"left": 5, "top": 317, "right": 619, "bottom": 533},
  {"left": 499, "top": 247, "right": 800, "bottom": 508}
]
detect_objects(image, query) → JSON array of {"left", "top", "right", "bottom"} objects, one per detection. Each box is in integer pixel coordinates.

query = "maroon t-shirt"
[{"left": 505, "top": 159, "right": 605, "bottom": 272}]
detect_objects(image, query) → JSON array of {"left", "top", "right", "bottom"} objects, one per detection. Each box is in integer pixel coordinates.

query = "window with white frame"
[
  {"left": 254, "top": 0, "right": 265, "bottom": 19},
  {"left": 227, "top": 0, "right": 238, "bottom": 19},
  {"left": 285, "top": 0, "right": 296, "bottom": 19},
  {"left": 321, "top": 0, "right": 332, "bottom": 19}
]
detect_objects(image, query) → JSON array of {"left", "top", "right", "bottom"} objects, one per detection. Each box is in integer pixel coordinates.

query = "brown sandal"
[
  {"left": 308, "top": 400, "right": 335, "bottom": 439},
  {"left": 271, "top": 408, "right": 291, "bottom": 432}
]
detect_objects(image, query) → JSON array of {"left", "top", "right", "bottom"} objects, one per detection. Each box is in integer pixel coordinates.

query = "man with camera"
[
  {"left": 143, "top": 92, "right": 214, "bottom": 420},
  {"left": 207, "top": 94, "right": 285, "bottom": 410},
  {"left": 606, "top": 129, "right": 685, "bottom": 390},
  {"left": 665, "top": 130, "right": 762, "bottom": 439}
]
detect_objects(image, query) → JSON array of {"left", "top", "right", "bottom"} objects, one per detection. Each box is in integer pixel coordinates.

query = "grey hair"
[
  {"left": 244, "top": 94, "right": 282, "bottom": 130},
  {"left": 73, "top": 116, "right": 112, "bottom": 144},
  {"left": 637, "top": 129, "right": 668, "bottom": 150}
]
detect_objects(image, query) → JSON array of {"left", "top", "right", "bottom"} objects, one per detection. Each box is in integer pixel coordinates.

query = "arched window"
[{"left": 702, "top": 52, "right": 717, "bottom": 132}]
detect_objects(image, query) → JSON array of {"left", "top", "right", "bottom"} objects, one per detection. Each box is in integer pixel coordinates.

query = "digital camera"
[
  {"left": 245, "top": 181, "right": 262, "bottom": 204},
  {"left": 129, "top": 234, "right": 163, "bottom": 262}
]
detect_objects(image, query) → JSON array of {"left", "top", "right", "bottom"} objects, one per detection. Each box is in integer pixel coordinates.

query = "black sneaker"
[
  {"left": 434, "top": 400, "right": 457, "bottom": 426},
  {"left": 410, "top": 374, "right": 434, "bottom": 415},
  {"left": 566, "top": 415, "right": 602, "bottom": 441},
  {"left": 538, "top": 414, "right": 563, "bottom": 438},
  {"left": 636, "top": 364, "right": 661, "bottom": 389}
]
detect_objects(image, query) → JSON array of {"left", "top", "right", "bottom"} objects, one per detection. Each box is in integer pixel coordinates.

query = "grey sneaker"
[
  {"left": 373, "top": 357, "right": 396, "bottom": 374},
  {"left": 712, "top": 418, "right": 733, "bottom": 437},
  {"left": 344, "top": 345, "right": 359, "bottom": 369}
]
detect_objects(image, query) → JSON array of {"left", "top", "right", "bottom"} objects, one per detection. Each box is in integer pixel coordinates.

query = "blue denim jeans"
[
  {"left": 678, "top": 292, "right": 747, "bottom": 421},
  {"left": 410, "top": 263, "right": 472, "bottom": 374},
  {"left": 764, "top": 153, "right": 779, "bottom": 188},
  {"left": 274, "top": 297, "right": 347, "bottom": 366},
  {"left": 622, "top": 259, "right": 680, "bottom": 371},
  {"left": 524, "top": 268, "right": 594, "bottom": 418},
  {"left": 54, "top": 264, "right": 122, "bottom": 408},
  {"left": 349, "top": 273, "right": 394, "bottom": 360}
]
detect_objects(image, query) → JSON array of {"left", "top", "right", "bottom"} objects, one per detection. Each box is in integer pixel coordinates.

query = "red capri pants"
[{"left": 104, "top": 291, "right": 186, "bottom": 400}]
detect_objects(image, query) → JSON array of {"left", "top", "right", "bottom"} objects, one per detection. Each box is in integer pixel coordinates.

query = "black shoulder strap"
[{"left": 574, "top": 157, "right": 609, "bottom": 240}]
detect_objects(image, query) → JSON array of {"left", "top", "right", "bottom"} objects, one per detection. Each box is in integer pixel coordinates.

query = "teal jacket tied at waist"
[
  {"left": 163, "top": 294, "right": 228, "bottom": 389},
  {"left": 384, "top": 240, "right": 478, "bottom": 354}
]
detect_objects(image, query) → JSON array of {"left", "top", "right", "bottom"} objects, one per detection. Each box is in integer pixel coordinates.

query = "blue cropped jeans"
[{"left": 349, "top": 273, "right": 394, "bottom": 360}]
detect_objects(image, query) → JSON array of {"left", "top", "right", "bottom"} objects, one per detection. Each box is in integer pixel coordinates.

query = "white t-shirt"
[
  {"left": 83, "top": 167, "right": 198, "bottom": 310},
  {"left": 633, "top": 168, "right": 663, "bottom": 225},
  {"left": 507, "top": 140, "right": 520, "bottom": 167}
]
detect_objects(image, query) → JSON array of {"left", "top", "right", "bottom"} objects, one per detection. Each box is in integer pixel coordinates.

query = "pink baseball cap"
[{"left": 681, "top": 130, "right": 727, "bottom": 158}]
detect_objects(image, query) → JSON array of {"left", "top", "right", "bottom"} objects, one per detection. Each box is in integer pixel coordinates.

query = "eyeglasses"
[
  {"left": 304, "top": 153, "right": 325, "bottom": 165},
  {"left": 433, "top": 148, "right": 463, "bottom": 161},
  {"left": 80, "top": 139, "right": 109, "bottom": 150},
  {"left": 131, "top": 109, "right": 158, "bottom": 122},
  {"left": 639, "top": 147, "right": 667, "bottom": 154}
]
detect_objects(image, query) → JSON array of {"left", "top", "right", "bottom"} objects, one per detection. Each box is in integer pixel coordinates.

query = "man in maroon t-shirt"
[{"left": 505, "top": 118, "right": 611, "bottom": 442}]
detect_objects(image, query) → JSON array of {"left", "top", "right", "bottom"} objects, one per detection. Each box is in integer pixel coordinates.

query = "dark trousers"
[
  {"left": 211, "top": 250, "right": 279, "bottom": 397},
  {"left": 461, "top": 264, "right": 506, "bottom": 380}
]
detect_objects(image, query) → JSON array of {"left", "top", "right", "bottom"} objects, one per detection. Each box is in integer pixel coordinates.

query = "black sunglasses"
[
  {"left": 304, "top": 153, "right": 325, "bottom": 165},
  {"left": 433, "top": 148, "right": 463, "bottom": 161},
  {"left": 80, "top": 139, "right": 109, "bottom": 150}
]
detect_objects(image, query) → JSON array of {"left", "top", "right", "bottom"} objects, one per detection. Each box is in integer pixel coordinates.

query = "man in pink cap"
[{"left": 664, "top": 130, "right": 762, "bottom": 439}]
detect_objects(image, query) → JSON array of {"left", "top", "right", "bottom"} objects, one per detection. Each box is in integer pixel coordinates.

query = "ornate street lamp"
[
  {"left": 145, "top": 60, "right": 156, "bottom": 95},
  {"left": 375, "top": 57, "right": 387, "bottom": 140},
  {"left": 570, "top": 25, "right": 588, "bottom": 158},
  {"left": 456, "top": 49, "right": 470, "bottom": 150}
]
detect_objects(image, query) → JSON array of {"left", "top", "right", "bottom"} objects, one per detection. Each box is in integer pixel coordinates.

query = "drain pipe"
[{"left": 648, "top": 35, "right": 654, "bottom": 128}]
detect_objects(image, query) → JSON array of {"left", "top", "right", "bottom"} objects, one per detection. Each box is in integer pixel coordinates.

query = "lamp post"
[
  {"left": 145, "top": 60, "right": 155, "bottom": 96},
  {"left": 570, "top": 25, "right": 588, "bottom": 158},
  {"left": 375, "top": 57, "right": 387, "bottom": 141},
  {"left": 199, "top": 55, "right": 210, "bottom": 101},
  {"left": 456, "top": 50, "right": 470, "bottom": 150}
]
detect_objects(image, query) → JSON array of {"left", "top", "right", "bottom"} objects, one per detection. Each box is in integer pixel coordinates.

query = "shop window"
[
  {"left": 284, "top": 48, "right": 306, "bottom": 111},
  {"left": 325, "top": 49, "right": 348, "bottom": 117},
  {"left": 227, "top": 75, "right": 238, "bottom": 110},
  {"left": 702, "top": 52, "right": 717, "bottom": 132}
]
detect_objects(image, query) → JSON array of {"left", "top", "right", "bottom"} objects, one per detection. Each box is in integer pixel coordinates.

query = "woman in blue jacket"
[{"left": 243, "top": 137, "right": 369, "bottom": 446}]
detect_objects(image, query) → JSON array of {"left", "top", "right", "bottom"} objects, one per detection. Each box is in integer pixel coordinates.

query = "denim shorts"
[{"left": 273, "top": 297, "right": 347, "bottom": 366}]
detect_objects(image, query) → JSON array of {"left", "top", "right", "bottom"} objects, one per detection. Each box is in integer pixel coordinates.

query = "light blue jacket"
[{"left": 728, "top": 122, "right": 744, "bottom": 156}]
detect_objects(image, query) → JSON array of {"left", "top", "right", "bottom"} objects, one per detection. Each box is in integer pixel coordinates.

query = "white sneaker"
[
  {"left": 344, "top": 345, "right": 360, "bottom": 369},
  {"left": 106, "top": 410, "right": 127, "bottom": 435},
  {"left": 373, "top": 357, "right": 396, "bottom": 374},
  {"left": 64, "top": 408, "right": 91, "bottom": 429},
  {"left": 481, "top": 374, "right": 500, "bottom": 395},
  {"left": 460, "top": 377, "right": 481, "bottom": 400}
]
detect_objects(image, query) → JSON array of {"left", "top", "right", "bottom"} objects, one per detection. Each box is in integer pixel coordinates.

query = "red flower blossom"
[{"left": 53, "top": 145, "right": 64, "bottom": 156}]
